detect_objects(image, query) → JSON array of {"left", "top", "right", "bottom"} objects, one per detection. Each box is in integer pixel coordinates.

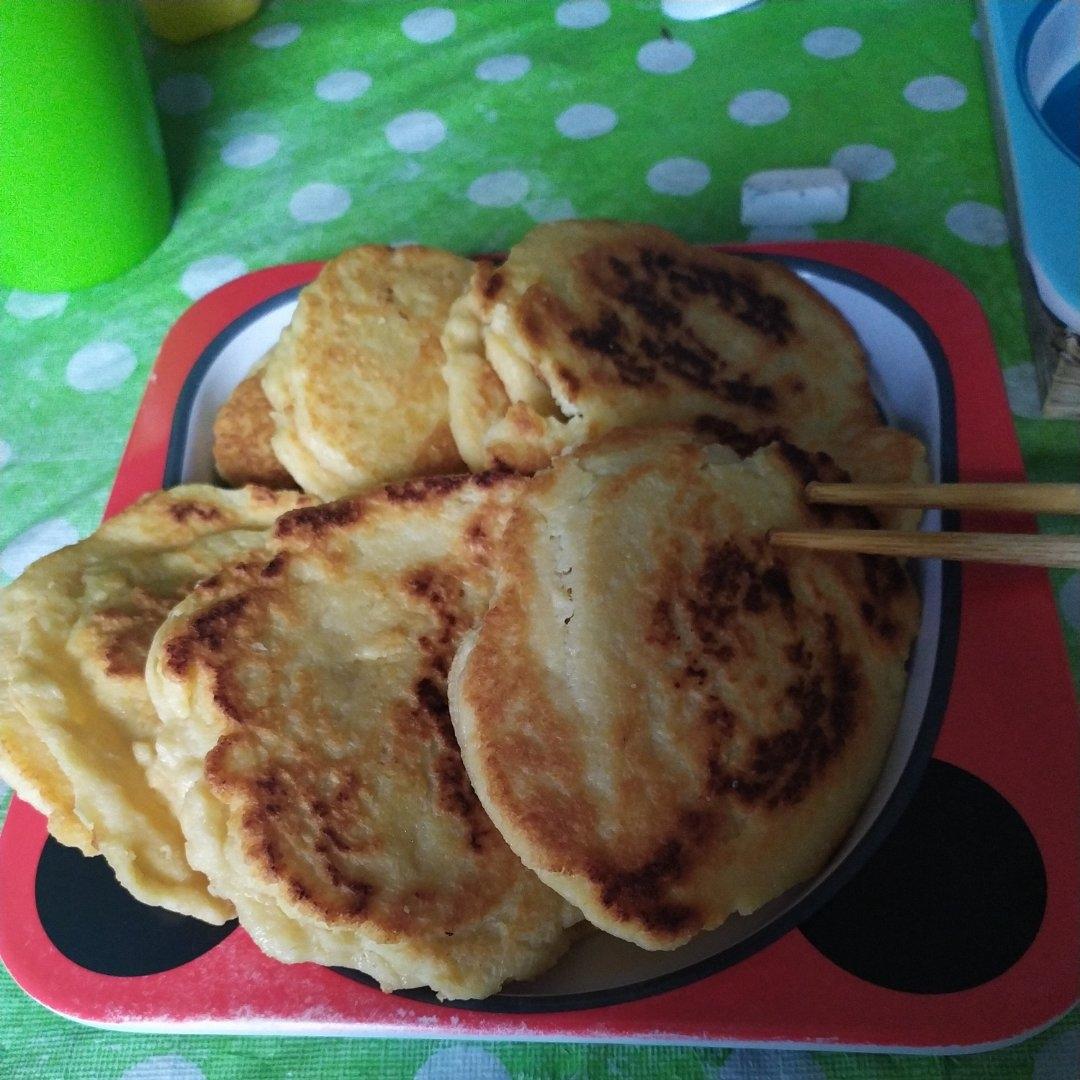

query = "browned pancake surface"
[
  {"left": 442, "top": 221, "right": 927, "bottom": 524},
  {"left": 450, "top": 430, "right": 920, "bottom": 948},
  {"left": 147, "top": 473, "right": 579, "bottom": 998},
  {"left": 213, "top": 368, "right": 296, "bottom": 488}
]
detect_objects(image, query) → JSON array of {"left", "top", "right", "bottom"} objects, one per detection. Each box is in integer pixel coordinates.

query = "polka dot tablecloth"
[{"left": 0, "top": 1, "right": 1077, "bottom": 1077}]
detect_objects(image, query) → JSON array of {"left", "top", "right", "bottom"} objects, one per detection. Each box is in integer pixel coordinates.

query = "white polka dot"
[
  {"left": 747, "top": 224, "right": 817, "bottom": 242},
  {"left": 288, "top": 182, "right": 351, "bottom": 224},
  {"left": 475, "top": 54, "right": 531, "bottom": 82},
  {"left": 415, "top": 1047, "right": 511, "bottom": 1080},
  {"left": 315, "top": 70, "right": 372, "bottom": 102},
  {"left": 663, "top": 0, "right": 763, "bottom": 17},
  {"left": 156, "top": 74, "right": 212, "bottom": 116},
  {"left": 646, "top": 157, "right": 711, "bottom": 196},
  {"left": 251, "top": 22, "right": 301, "bottom": 48},
  {"left": 524, "top": 197, "right": 577, "bottom": 223},
  {"left": 904, "top": 75, "right": 967, "bottom": 111},
  {"left": 830, "top": 144, "right": 896, "bottom": 182},
  {"left": 467, "top": 170, "right": 530, "bottom": 208},
  {"left": 1, "top": 518, "right": 79, "bottom": 579},
  {"left": 712, "top": 1048, "right": 825, "bottom": 1080},
  {"left": 637, "top": 38, "right": 695, "bottom": 74},
  {"left": 728, "top": 89, "right": 790, "bottom": 126},
  {"left": 121, "top": 1055, "right": 207, "bottom": 1080},
  {"left": 556, "top": 103, "right": 617, "bottom": 140},
  {"left": 384, "top": 111, "right": 447, "bottom": 153},
  {"left": 0, "top": 439, "right": 12, "bottom": 470},
  {"left": 1033, "top": 1025, "right": 1080, "bottom": 1080},
  {"left": 946, "top": 201, "right": 1008, "bottom": 247},
  {"left": 556, "top": 0, "right": 610, "bottom": 29},
  {"left": 221, "top": 132, "right": 280, "bottom": 169},
  {"left": 1002, "top": 362, "right": 1043, "bottom": 418},
  {"left": 802, "top": 27, "right": 862, "bottom": 59},
  {"left": 180, "top": 256, "right": 248, "bottom": 301},
  {"left": 5, "top": 291, "right": 68, "bottom": 320},
  {"left": 66, "top": 341, "right": 136, "bottom": 393},
  {"left": 401, "top": 7, "right": 456, "bottom": 43}
]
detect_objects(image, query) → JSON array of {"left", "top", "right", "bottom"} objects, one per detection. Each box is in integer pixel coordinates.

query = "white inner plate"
[{"left": 166, "top": 257, "right": 956, "bottom": 1007}]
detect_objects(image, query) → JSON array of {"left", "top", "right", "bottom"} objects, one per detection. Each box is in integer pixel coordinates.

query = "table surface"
[{"left": 1, "top": 1, "right": 1077, "bottom": 1077}]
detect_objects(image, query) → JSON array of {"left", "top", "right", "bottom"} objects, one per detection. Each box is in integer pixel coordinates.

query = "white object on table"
[
  {"left": 740, "top": 167, "right": 851, "bottom": 227},
  {"left": 662, "top": 0, "right": 762, "bottom": 20}
]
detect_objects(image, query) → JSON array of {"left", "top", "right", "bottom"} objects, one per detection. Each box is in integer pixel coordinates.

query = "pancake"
[
  {"left": 262, "top": 245, "right": 473, "bottom": 499},
  {"left": 0, "top": 484, "right": 314, "bottom": 923},
  {"left": 145, "top": 473, "right": 580, "bottom": 999},
  {"left": 449, "top": 429, "right": 921, "bottom": 950},
  {"left": 213, "top": 360, "right": 296, "bottom": 489},
  {"left": 441, "top": 220, "right": 927, "bottom": 515}
]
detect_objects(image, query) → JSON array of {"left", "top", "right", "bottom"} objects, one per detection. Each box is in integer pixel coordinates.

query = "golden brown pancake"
[
  {"left": 146, "top": 473, "right": 580, "bottom": 999},
  {"left": 441, "top": 220, "right": 926, "bottom": 521},
  {"left": 212, "top": 361, "right": 296, "bottom": 489},
  {"left": 262, "top": 245, "right": 473, "bottom": 499},
  {"left": 0, "top": 484, "right": 315, "bottom": 922},
  {"left": 449, "top": 428, "right": 920, "bottom": 949}
]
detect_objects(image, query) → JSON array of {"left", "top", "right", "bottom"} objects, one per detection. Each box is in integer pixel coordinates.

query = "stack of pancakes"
[{"left": 0, "top": 221, "right": 923, "bottom": 999}]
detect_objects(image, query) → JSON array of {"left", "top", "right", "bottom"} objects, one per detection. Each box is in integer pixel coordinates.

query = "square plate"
[{"left": 1, "top": 242, "right": 1075, "bottom": 1051}]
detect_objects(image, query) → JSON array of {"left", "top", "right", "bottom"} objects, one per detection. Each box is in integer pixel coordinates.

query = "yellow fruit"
[{"left": 140, "top": 0, "right": 262, "bottom": 45}]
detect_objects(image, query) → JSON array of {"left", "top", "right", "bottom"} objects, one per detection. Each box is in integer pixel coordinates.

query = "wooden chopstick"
[
  {"left": 770, "top": 528, "right": 1080, "bottom": 568},
  {"left": 806, "top": 482, "right": 1080, "bottom": 515}
]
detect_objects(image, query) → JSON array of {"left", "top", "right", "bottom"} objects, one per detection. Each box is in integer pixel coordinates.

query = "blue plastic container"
[{"left": 983, "top": 0, "right": 1079, "bottom": 336}]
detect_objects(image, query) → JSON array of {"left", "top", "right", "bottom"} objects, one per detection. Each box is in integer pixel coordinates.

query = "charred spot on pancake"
[
  {"left": 407, "top": 566, "right": 463, "bottom": 649},
  {"left": 167, "top": 501, "right": 223, "bottom": 525},
  {"left": 571, "top": 248, "right": 801, "bottom": 397},
  {"left": 621, "top": 246, "right": 796, "bottom": 345},
  {"left": 483, "top": 271, "right": 504, "bottom": 299},
  {"left": 721, "top": 374, "right": 777, "bottom": 413},
  {"left": 406, "top": 570, "right": 493, "bottom": 852},
  {"left": 734, "top": 282, "right": 795, "bottom": 344},
  {"left": 614, "top": 272, "right": 683, "bottom": 332},
  {"left": 671, "top": 540, "right": 862, "bottom": 807},
  {"left": 589, "top": 808, "right": 717, "bottom": 936},
  {"left": 472, "top": 466, "right": 519, "bottom": 487},
  {"left": 777, "top": 440, "right": 851, "bottom": 488},
  {"left": 520, "top": 305, "right": 547, "bottom": 347},
  {"left": 708, "top": 614, "right": 861, "bottom": 808},
  {"left": 275, "top": 500, "right": 363, "bottom": 539},
  {"left": 261, "top": 553, "right": 287, "bottom": 578},
  {"left": 383, "top": 474, "right": 471, "bottom": 503},
  {"left": 93, "top": 589, "right": 178, "bottom": 678},
  {"left": 687, "top": 541, "right": 795, "bottom": 657},
  {"left": 857, "top": 554, "right": 910, "bottom": 640},
  {"left": 692, "top": 415, "right": 788, "bottom": 458},
  {"left": 414, "top": 675, "right": 492, "bottom": 853},
  {"left": 568, "top": 310, "right": 647, "bottom": 388},
  {"left": 654, "top": 336, "right": 722, "bottom": 391},
  {"left": 164, "top": 594, "right": 249, "bottom": 675}
]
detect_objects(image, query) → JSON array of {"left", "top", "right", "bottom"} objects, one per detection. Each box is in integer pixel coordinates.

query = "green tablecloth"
[{"left": 1, "top": 0, "right": 1077, "bottom": 1076}]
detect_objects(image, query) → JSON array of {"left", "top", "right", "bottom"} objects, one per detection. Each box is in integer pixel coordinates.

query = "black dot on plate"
[
  {"left": 800, "top": 758, "right": 1046, "bottom": 993},
  {"left": 36, "top": 837, "right": 236, "bottom": 976}
]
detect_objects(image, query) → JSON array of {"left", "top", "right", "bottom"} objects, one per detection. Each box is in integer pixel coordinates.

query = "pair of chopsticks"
[{"left": 770, "top": 483, "right": 1080, "bottom": 568}]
